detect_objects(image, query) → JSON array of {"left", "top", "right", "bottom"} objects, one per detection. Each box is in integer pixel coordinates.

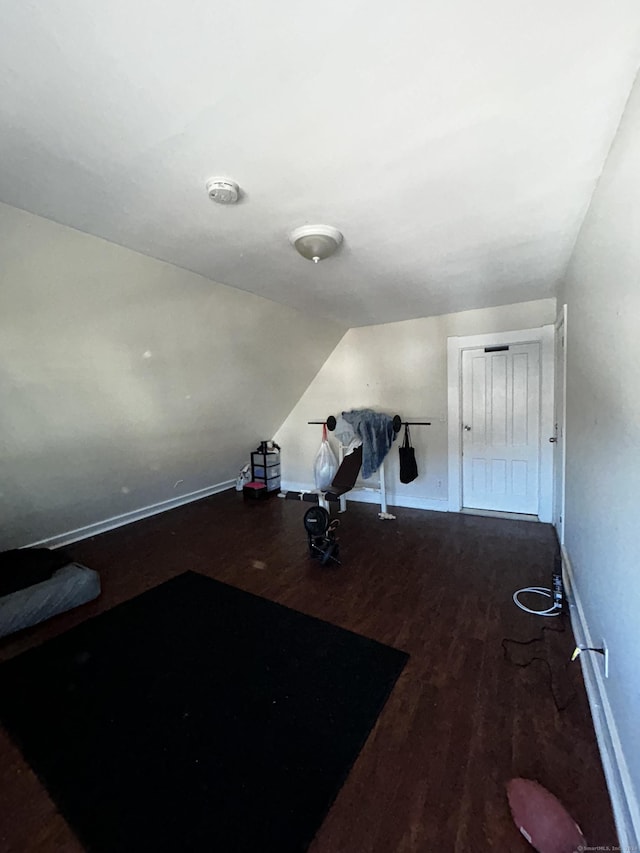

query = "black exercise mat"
[{"left": 0, "top": 571, "right": 408, "bottom": 852}]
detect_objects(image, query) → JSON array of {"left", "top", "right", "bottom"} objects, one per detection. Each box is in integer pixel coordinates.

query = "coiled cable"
[{"left": 513, "top": 586, "right": 561, "bottom": 617}]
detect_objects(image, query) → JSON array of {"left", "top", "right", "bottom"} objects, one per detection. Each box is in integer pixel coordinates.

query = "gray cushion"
[{"left": 0, "top": 562, "right": 101, "bottom": 639}]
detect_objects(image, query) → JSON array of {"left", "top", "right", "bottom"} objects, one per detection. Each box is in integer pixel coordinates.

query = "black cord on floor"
[{"left": 502, "top": 620, "right": 577, "bottom": 713}]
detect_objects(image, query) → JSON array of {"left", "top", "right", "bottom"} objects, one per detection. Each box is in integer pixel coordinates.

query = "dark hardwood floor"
[{"left": 0, "top": 491, "right": 617, "bottom": 851}]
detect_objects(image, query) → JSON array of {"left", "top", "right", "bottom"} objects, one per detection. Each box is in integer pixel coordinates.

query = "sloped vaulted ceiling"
[{"left": 1, "top": 1, "right": 640, "bottom": 327}]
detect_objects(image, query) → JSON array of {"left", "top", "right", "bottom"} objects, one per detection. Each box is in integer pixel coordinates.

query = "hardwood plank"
[{"left": 0, "top": 492, "right": 617, "bottom": 851}]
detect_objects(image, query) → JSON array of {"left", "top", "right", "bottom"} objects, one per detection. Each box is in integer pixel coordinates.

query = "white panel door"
[{"left": 461, "top": 343, "right": 540, "bottom": 514}]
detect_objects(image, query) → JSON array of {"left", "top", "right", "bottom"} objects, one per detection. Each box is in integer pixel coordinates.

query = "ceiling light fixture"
[
  {"left": 206, "top": 177, "right": 240, "bottom": 204},
  {"left": 289, "top": 224, "right": 343, "bottom": 263}
]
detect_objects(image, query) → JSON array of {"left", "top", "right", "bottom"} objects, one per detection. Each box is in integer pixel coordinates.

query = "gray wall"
[
  {"left": 0, "top": 203, "right": 345, "bottom": 547},
  {"left": 560, "top": 73, "right": 640, "bottom": 810}
]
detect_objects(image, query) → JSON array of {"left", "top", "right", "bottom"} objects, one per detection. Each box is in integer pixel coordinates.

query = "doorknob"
[
  {"left": 463, "top": 425, "right": 472, "bottom": 431},
  {"left": 548, "top": 436, "right": 557, "bottom": 443}
]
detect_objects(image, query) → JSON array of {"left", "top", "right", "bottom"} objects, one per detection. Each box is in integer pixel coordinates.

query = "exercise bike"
[{"left": 303, "top": 506, "right": 341, "bottom": 567}]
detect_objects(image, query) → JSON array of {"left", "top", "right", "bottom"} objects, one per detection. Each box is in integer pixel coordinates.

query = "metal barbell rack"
[
  {"left": 306, "top": 414, "right": 431, "bottom": 514},
  {"left": 308, "top": 415, "right": 431, "bottom": 431}
]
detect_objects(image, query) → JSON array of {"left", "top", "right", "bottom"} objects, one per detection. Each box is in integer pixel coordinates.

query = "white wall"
[
  {"left": 275, "top": 298, "right": 556, "bottom": 507},
  {"left": 559, "top": 70, "right": 640, "bottom": 830},
  {"left": 0, "top": 203, "right": 345, "bottom": 548}
]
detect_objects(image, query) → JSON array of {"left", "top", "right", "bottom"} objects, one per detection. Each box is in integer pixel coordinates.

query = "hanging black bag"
[{"left": 399, "top": 424, "right": 418, "bottom": 483}]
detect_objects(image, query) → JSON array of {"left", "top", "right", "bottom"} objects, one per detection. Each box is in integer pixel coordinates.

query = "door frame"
[
  {"left": 553, "top": 304, "right": 568, "bottom": 543},
  {"left": 446, "top": 325, "right": 555, "bottom": 521}
]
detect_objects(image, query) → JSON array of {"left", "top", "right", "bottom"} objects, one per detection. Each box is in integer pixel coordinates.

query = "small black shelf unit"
[{"left": 250, "top": 448, "right": 281, "bottom": 493}]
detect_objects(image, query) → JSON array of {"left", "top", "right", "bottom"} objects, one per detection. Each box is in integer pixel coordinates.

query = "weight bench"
[{"left": 325, "top": 445, "right": 363, "bottom": 502}]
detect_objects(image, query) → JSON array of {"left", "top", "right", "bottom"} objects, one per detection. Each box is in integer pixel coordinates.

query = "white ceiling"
[{"left": 1, "top": 1, "right": 640, "bottom": 327}]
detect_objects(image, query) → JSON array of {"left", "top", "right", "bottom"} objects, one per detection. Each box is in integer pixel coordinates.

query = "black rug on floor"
[{"left": 0, "top": 571, "right": 408, "bottom": 852}]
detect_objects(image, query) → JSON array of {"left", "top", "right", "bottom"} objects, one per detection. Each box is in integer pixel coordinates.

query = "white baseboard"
[
  {"left": 280, "top": 481, "right": 448, "bottom": 513},
  {"left": 562, "top": 545, "right": 640, "bottom": 849},
  {"left": 459, "top": 508, "right": 539, "bottom": 522},
  {"left": 347, "top": 490, "right": 448, "bottom": 512},
  {"left": 26, "top": 480, "right": 236, "bottom": 550},
  {"left": 279, "top": 481, "right": 322, "bottom": 496}
]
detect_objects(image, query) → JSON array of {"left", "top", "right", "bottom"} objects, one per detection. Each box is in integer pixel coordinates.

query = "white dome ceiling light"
[
  {"left": 206, "top": 177, "right": 240, "bottom": 204},
  {"left": 289, "top": 224, "right": 343, "bottom": 264}
]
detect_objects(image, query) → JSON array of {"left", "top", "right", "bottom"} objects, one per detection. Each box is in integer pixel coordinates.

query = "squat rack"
[{"left": 307, "top": 414, "right": 431, "bottom": 513}]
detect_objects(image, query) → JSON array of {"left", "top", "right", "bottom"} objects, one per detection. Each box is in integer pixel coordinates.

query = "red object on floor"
[
  {"left": 243, "top": 482, "right": 268, "bottom": 501},
  {"left": 506, "top": 778, "right": 586, "bottom": 853}
]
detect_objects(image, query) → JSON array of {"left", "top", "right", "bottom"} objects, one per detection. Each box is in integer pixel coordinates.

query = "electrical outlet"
[
  {"left": 602, "top": 638, "right": 609, "bottom": 678},
  {"left": 437, "top": 479, "right": 442, "bottom": 490}
]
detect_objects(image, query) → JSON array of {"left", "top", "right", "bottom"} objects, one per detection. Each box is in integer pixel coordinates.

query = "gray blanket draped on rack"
[{"left": 341, "top": 409, "right": 396, "bottom": 479}]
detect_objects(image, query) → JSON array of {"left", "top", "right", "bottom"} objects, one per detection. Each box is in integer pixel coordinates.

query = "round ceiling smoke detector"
[
  {"left": 206, "top": 177, "right": 240, "bottom": 204},
  {"left": 289, "top": 224, "right": 343, "bottom": 263}
]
